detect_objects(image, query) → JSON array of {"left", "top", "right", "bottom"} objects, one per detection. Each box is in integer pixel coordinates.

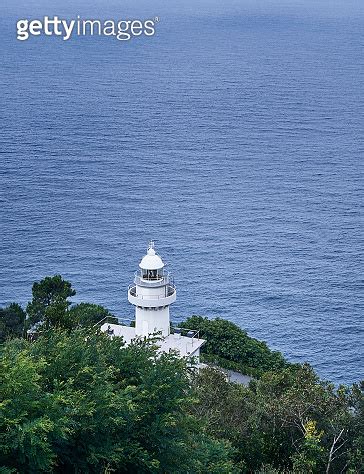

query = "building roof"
[
  {"left": 100, "top": 323, "right": 205, "bottom": 358},
  {"left": 139, "top": 246, "right": 164, "bottom": 270}
]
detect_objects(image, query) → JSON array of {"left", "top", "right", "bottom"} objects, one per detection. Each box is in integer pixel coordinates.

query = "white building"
[{"left": 101, "top": 242, "right": 205, "bottom": 364}]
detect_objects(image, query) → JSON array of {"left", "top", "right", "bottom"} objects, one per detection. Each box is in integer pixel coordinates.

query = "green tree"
[
  {"left": 347, "top": 381, "right": 364, "bottom": 473},
  {"left": 0, "top": 338, "right": 70, "bottom": 472},
  {"left": 26, "top": 275, "right": 75, "bottom": 328},
  {"left": 0, "top": 303, "right": 25, "bottom": 342},
  {"left": 68, "top": 302, "right": 117, "bottom": 327},
  {"left": 291, "top": 420, "right": 324, "bottom": 473},
  {"left": 180, "top": 315, "right": 287, "bottom": 376},
  {"left": 193, "top": 363, "right": 355, "bottom": 473},
  {"left": 0, "top": 328, "right": 236, "bottom": 473}
]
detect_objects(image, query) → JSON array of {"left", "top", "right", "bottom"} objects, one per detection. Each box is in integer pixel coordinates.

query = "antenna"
[{"left": 148, "top": 239, "right": 155, "bottom": 250}]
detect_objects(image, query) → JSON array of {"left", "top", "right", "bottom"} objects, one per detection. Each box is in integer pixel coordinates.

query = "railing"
[
  {"left": 128, "top": 284, "right": 176, "bottom": 299},
  {"left": 92, "top": 315, "right": 133, "bottom": 328},
  {"left": 170, "top": 326, "right": 200, "bottom": 340},
  {"left": 134, "top": 274, "right": 169, "bottom": 287},
  {"left": 133, "top": 271, "right": 174, "bottom": 288},
  {"left": 93, "top": 317, "right": 200, "bottom": 341}
]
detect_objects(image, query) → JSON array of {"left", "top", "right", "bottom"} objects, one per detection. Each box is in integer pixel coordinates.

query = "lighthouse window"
[{"left": 142, "top": 269, "right": 160, "bottom": 280}]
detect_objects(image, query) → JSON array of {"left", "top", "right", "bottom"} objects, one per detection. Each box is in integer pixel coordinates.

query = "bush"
[
  {"left": 0, "top": 303, "right": 25, "bottom": 342},
  {"left": 180, "top": 316, "right": 287, "bottom": 377},
  {"left": 0, "top": 328, "right": 236, "bottom": 473}
]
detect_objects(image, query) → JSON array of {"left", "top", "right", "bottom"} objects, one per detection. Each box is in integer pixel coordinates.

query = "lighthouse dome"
[{"left": 139, "top": 245, "right": 165, "bottom": 270}]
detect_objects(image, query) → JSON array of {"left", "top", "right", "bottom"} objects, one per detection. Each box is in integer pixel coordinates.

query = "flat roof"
[{"left": 100, "top": 323, "right": 205, "bottom": 358}]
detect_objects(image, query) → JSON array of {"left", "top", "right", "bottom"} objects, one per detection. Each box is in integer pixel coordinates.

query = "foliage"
[
  {"left": 26, "top": 275, "right": 75, "bottom": 328},
  {"left": 25, "top": 276, "right": 117, "bottom": 331},
  {"left": 68, "top": 302, "right": 117, "bottom": 327},
  {"left": 0, "top": 328, "right": 236, "bottom": 473},
  {"left": 0, "top": 303, "right": 25, "bottom": 342},
  {"left": 180, "top": 315, "right": 287, "bottom": 376},
  {"left": 1, "top": 279, "right": 363, "bottom": 473},
  {"left": 192, "top": 364, "right": 361, "bottom": 473},
  {"left": 291, "top": 420, "right": 324, "bottom": 473},
  {"left": 346, "top": 381, "right": 364, "bottom": 472}
]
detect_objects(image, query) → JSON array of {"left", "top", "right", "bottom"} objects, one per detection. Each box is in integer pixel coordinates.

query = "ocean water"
[{"left": 0, "top": 0, "right": 363, "bottom": 385}]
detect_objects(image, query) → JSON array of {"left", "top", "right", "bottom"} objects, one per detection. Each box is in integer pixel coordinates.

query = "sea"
[{"left": 0, "top": 0, "right": 363, "bottom": 385}]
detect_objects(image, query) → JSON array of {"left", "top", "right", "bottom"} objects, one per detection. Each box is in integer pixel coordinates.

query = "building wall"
[{"left": 135, "top": 306, "right": 170, "bottom": 337}]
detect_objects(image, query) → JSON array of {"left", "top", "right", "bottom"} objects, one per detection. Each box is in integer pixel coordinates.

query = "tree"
[
  {"left": 193, "top": 363, "right": 356, "bottom": 473},
  {"left": 346, "top": 381, "right": 364, "bottom": 472},
  {"left": 0, "top": 303, "right": 26, "bottom": 341},
  {"left": 0, "top": 328, "right": 236, "bottom": 473},
  {"left": 68, "top": 302, "right": 117, "bottom": 327},
  {"left": 0, "top": 337, "right": 68, "bottom": 472},
  {"left": 2, "top": 276, "right": 362, "bottom": 473},
  {"left": 180, "top": 315, "right": 287, "bottom": 376},
  {"left": 26, "top": 275, "right": 76, "bottom": 328},
  {"left": 291, "top": 420, "right": 324, "bottom": 473}
]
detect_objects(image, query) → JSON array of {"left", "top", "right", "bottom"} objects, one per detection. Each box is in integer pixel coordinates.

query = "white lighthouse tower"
[
  {"left": 128, "top": 241, "right": 176, "bottom": 337},
  {"left": 100, "top": 242, "right": 205, "bottom": 365}
]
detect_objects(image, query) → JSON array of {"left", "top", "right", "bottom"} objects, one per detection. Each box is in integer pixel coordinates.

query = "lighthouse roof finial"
[{"left": 147, "top": 240, "right": 155, "bottom": 256}]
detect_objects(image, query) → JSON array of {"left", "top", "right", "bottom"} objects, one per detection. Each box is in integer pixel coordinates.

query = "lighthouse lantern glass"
[{"left": 142, "top": 268, "right": 162, "bottom": 280}]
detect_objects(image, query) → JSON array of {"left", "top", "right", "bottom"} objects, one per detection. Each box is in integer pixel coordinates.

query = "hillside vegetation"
[
  {"left": 0, "top": 275, "right": 363, "bottom": 473},
  {"left": 180, "top": 315, "right": 288, "bottom": 377}
]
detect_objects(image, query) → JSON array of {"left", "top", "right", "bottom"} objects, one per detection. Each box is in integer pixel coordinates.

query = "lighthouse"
[
  {"left": 128, "top": 241, "right": 176, "bottom": 337},
  {"left": 100, "top": 242, "right": 205, "bottom": 365}
]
